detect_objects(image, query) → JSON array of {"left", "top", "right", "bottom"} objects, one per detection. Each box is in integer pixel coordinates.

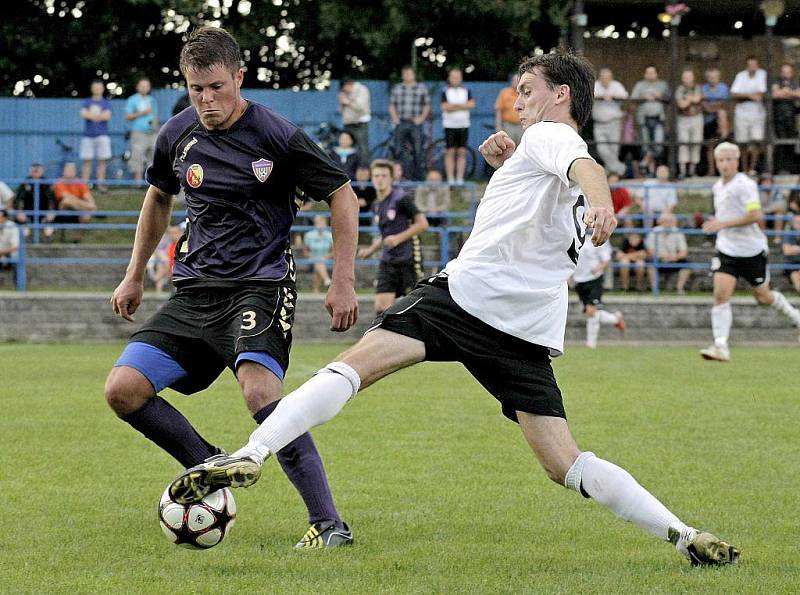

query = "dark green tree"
[{"left": 2, "top": 0, "right": 563, "bottom": 97}]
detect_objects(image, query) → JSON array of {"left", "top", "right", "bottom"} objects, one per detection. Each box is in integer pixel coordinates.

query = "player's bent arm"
[
  {"left": 326, "top": 183, "right": 359, "bottom": 286},
  {"left": 392, "top": 213, "right": 429, "bottom": 245},
  {"left": 569, "top": 158, "right": 617, "bottom": 245},
  {"left": 124, "top": 185, "right": 174, "bottom": 282},
  {"left": 717, "top": 209, "right": 763, "bottom": 230}
]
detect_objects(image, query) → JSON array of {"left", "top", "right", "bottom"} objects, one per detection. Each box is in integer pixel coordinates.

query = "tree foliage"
[{"left": 3, "top": 0, "right": 564, "bottom": 97}]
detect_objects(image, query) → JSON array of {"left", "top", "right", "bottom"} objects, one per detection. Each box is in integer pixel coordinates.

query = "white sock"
[
  {"left": 586, "top": 314, "right": 600, "bottom": 348},
  {"left": 565, "top": 452, "right": 687, "bottom": 541},
  {"left": 597, "top": 310, "right": 619, "bottom": 325},
  {"left": 711, "top": 303, "right": 732, "bottom": 348},
  {"left": 235, "top": 361, "right": 361, "bottom": 462},
  {"left": 771, "top": 290, "right": 800, "bottom": 327}
]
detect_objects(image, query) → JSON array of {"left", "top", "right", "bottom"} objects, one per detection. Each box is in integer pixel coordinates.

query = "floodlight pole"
[{"left": 667, "top": 16, "right": 680, "bottom": 177}]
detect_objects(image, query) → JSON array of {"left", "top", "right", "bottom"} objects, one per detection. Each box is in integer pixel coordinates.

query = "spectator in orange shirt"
[
  {"left": 53, "top": 162, "right": 97, "bottom": 224},
  {"left": 494, "top": 73, "right": 522, "bottom": 146}
]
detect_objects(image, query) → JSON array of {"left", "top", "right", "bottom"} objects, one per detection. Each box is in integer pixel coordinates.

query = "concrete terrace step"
[{"left": 2, "top": 292, "right": 799, "bottom": 345}]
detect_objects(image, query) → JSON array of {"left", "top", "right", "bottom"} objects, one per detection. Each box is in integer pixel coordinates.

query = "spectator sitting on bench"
[
  {"left": 0, "top": 209, "right": 20, "bottom": 270},
  {"left": 53, "top": 162, "right": 97, "bottom": 225},
  {"left": 782, "top": 213, "right": 800, "bottom": 294},
  {"left": 645, "top": 212, "right": 692, "bottom": 294},
  {"left": 616, "top": 219, "right": 647, "bottom": 292}
]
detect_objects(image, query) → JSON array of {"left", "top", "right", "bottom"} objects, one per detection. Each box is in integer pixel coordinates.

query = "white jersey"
[
  {"left": 713, "top": 172, "right": 768, "bottom": 257},
  {"left": 573, "top": 239, "right": 612, "bottom": 283},
  {"left": 444, "top": 121, "right": 593, "bottom": 356}
]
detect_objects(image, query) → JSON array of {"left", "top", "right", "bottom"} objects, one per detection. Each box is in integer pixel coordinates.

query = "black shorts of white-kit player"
[
  {"left": 711, "top": 250, "right": 769, "bottom": 287},
  {"left": 368, "top": 275, "right": 565, "bottom": 421},
  {"left": 575, "top": 276, "right": 604, "bottom": 310}
]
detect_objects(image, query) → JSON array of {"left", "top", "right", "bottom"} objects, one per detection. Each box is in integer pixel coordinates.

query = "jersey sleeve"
[
  {"left": 287, "top": 129, "right": 350, "bottom": 201},
  {"left": 520, "top": 123, "right": 593, "bottom": 187},
  {"left": 145, "top": 129, "right": 181, "bottom": 195},
  {"left": 397, "top": 194, "right": 420, "bottom": 219},
  {"left": 739, "top": 178, "right": 762, "bottom": 212}
]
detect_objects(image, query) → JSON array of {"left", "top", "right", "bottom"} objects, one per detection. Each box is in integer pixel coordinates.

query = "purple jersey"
[
  {"left": 146, "top": 101, "right": 349, "bottom": 285},
  {"left": 373, "top": 188, "right": 420, "bottom": 263}
]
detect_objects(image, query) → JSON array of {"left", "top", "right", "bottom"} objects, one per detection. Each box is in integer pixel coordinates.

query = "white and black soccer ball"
[{"left": 158, "top": 486, "right": 236, "bottom": 549}]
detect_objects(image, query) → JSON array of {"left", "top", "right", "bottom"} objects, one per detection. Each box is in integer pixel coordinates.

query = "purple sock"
[
  {"left": 122, "top": 396, "right": 218, "bottom": 468},
  {"left": 254, "top": 400, "right": 342, "bottom": 527}
]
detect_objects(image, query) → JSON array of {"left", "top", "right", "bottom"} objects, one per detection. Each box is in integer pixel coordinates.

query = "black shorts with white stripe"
[{"left": 367, "top": 275, "right": 566, "bottom": 421}]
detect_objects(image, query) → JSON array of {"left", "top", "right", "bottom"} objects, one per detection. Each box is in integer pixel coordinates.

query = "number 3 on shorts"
[{"left": 241, "top": 310, "right": 257, "bottom": 330}]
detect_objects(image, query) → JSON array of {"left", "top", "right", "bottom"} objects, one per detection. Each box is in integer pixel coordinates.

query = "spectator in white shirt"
[
  {"left": 338, "top": 77, "right": 371, "bottom": 165},
  {"left": 592, "top": 68, "right": 628, "bottom": 176},
  {"left": 730, "top": 56, "right": 767, "bottom": 174},
  {"left": 0, "top": 209, "right": 20, "bottom": 267}
]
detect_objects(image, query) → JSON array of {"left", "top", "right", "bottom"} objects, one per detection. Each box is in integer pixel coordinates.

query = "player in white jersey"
[
  {"left": 700, "top": 142, "right": 800, "bottom": 362},
  {"left": 573, "top": 234, "right": 626, "bottom": 348},
  {"left": 169, "top": 52, "right": 738, "bottom": 566}
]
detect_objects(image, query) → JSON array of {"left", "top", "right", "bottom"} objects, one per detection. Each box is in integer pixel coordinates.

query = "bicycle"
[
  {"left": 369, "top": 120, "right": 478, "bottom": 179},
  {"left": 46, "top": 139, "right": 78, "bottom": 178}
]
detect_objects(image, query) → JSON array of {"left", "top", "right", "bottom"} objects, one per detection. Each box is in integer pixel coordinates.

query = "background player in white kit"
[
  {"left": 169, "top": 52, "right": 738, "bottom": 566},
  {"left": 573, "top": 235, "right": 625, "bottom": 348},
  {"left": 700, "top": 142, "right": 800, "bottom": 362}
]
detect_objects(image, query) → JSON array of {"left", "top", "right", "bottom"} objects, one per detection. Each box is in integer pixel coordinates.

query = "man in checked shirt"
[{"left": 389, "top": 65, "right": 431, "bottom": 180}]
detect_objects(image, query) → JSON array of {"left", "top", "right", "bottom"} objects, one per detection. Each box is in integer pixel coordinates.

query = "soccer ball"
[{"left": 158, "top": 486, "right": 236, "bottom": 549}]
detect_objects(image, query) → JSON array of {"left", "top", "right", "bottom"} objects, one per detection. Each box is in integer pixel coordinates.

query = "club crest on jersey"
[
  {"left": 251, "top": 158, "right": 273, "bottom": 183},
  {"left": 186, "top": 164, "right": 203, "bottom": 188},
  {"left": 387, "top": 209, "right": 396, "bottom": 221}
]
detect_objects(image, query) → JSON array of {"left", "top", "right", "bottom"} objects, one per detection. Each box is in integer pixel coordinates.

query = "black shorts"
[
  {"left": 369, "top": 276, "right": 565, "bottom": 422},
  {"left": 130, "top": 282, "right": 297, "bottom": 394},
  {"left": 711, "top": 251, "right": 769, "bottom": 287},
  {"left": 575, "top": 277, "right": 604, "bottom": 309},
  {"left": 376, "top": 260, "right": 422, "bottom": 296},
  {"left": 444, "top": 128, "right": 469, "bottom": 148}
]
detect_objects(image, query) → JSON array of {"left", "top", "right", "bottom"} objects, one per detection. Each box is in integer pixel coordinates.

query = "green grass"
[{"left": 1, "top": 344, "right": 797, "bottom": 593}]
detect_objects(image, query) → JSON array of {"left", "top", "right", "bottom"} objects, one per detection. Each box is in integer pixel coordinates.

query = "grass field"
[{"left": 2, "top": 343, "right": 798, "bottom": 594}]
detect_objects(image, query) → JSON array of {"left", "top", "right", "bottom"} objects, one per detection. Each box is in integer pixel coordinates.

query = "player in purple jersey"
[{"left": 104, "top": 27, "right": 359, "bottom": 549}]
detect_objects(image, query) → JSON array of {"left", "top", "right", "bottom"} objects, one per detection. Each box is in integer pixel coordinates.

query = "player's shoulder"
[
  {"left": 522, "top": 121, "right": 585, "bottom": 151},
  {"left": 732, "top": 172, "right": 758, "bottom": 191}
]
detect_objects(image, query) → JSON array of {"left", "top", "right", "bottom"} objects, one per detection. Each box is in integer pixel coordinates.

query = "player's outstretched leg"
[
  {"left": 517, "top": 412, "right": 739, "bottom": 566},
  {"left": 169, "top": 329, "right": 426, "bottom": 503},
  {"left": 758, "top": 287, "right": 800, "bottom": 340}
]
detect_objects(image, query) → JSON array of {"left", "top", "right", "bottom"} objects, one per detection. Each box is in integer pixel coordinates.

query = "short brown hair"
[
  {"left": 370, "top": 159, "right": 395, "bottom": 178},
  {"left": 180, "top": 27, "right": 242, "bottom": 75},
  {"left": 518, "top": 50, "right": 595, "bottom": 128}
]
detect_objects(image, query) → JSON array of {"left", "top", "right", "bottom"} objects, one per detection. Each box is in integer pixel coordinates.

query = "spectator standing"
[
  {"left": 440, "top": 67, "right": 475, "bottom": 184},
  {"left": 0, "top": 209, "right": 19, "bottom": 268},
  {"left": 616, "top": 221, "right": 647, "bottom": 292},
  {"left": 638, "top": 164, "right": 677, "bottom": 226},
  {"left": 338, "top": 77, "right": 371, "bottom": 165},
  {"left": 0, "top": 178, "right": 14, "bottom": 209},
  {"left": 631, "top": 65, "right": 669, "bottom": 176},
  {"left": 53, "top": 162, "right": 97, "bottom": 226},
  {"left": 618, "top": 102, "right": 641, "bottom": 179},
  {"left": 494, "top": 73, "right": 522, "bottom": 146},
  {"left": 771, "top": 63, "right": 800, "bottom": 174},
  {"left": 79, "top": 79, "right": 112, "bottom": 191},
  {"left": 592, "top": 68, "right": 627, "bottom": 176},
  {"left": 414, "top": 169, "right": 451, "bottom": 227},
  {"left": 125, "top": 77, "right": 159, "bottom": 181},
  {"left": 759, "top": 174, "right": 787, "bottom": 245},
  {"left": 730, "top": 56, "right": 767, "bottom": 175},
  {"left": 675, "top": 69, "right": 704, "bottom": 179},
  {"left": 645, "top": 212, "right": 691, "bottom": 293},
  {"left": 701, "top": 68, "right": 730, "bottom": 176},
  {"left": 12, "top": 162, "right": 56, "bottom": 239},
  {"left": 782, "top": 213, "right": 800, "bottom": 293},
  {"left": 328, "top": 131, "right": 360, "bottom": 180},
  {"left": 303, "top": 215, "right": 334, "bottom": 293},
  {"left": 357, "top": 159, "right": 429, "bottom": 314},
  {"left": 389, "top": 66, "right": 430, "bottom": 181}
]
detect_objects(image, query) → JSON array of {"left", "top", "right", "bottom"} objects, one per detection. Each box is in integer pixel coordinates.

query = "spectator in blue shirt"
[
  {"left": 702, "top": 68, "right": 730, "bottom": 176},
  {"left": 125, "top": 77, "right": 159, "bottom": 182},
  {"left": 303, "top": 215, "right": 334, "bottom": 292},
  {"left": 80, "top": 80, "right": 112, "bottom": 191}
]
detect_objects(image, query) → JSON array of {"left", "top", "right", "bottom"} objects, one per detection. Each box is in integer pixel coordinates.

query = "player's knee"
[
  {"left": 754, "top": 291, "right": 772, "bottom": 305},
  {"left": 104, "top": 370, "right": 150, "bottom": 417}
]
